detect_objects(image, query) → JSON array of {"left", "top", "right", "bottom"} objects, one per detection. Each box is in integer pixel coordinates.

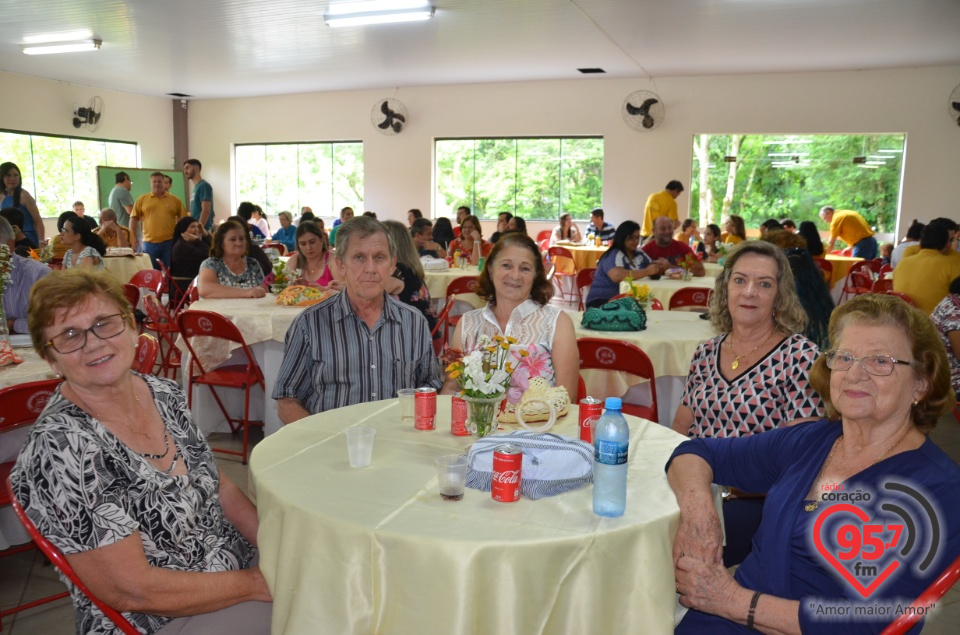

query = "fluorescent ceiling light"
[
  {"left": 325, "top": 0, "right": 434, "bottom": 27},
  {"left": 22, "top": 38, "right": 101, "bottom": 55},
  {"left": 23, "top": 30, "right": 92, "bottom": 44}
]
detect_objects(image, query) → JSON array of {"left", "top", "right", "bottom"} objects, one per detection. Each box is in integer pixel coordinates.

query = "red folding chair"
[
  {"left": 132, "top": 333, "right": 159, "bottom": 374},
  {"left": 575, "top": 268, "right": 596, "bottom": 311},
  {"left": 155, "top": 260, "right": 173, "bottom": 306},
  {"left": 5, "top": 479, "right": 138, "bottom": 635},
  {"left": 122, "top": 283, "right": 140, "bottom": 311},
  {"left": 879, "top": 551, "right": 960, "bottom": 635},
  {"left": 886, "top": 291, "right": 918, "bottom": 307},
  {"left": 668, "top": 287, "right": 713, "bottom": 311},
  {"left": 839, "top": 261, "right": 877, "bottom": 303},
  {"left": 178, "top": 310, "right": 266, "bottom": 464},
  {"left": 263, "top": 241, "right": 287, "bottom": 256},
  {"left": 438, "top": 276, "right": 478, "bottom": 350},
  {"left": 536, "top": 230, "right": 552, "bottom": 244},
  {"left": 606, "top": 294, "right": 662, "bottom": 310},
  {"left": 0, "top": 379, "right": 71, "bottom": 630},
  {"left": 129, "top": 269, "right": 164, "bottom": 333},
  {"left": 813, "top": 258, "right": 833, "bottom": 284},
  {"left": 547, "top": 246, "right": 579, "bottom": 304},
  {"left": 142, "top": 295, "right": 182, "bottom": 379},
  {"left": 172, "top": 278, "right": 199, "bottom": 317},
  {"left": 871, "top": 278, "right": 894, "bottom": 294},
  {"left": 576, "top": 338, "right": 658, "bottom": 422}
]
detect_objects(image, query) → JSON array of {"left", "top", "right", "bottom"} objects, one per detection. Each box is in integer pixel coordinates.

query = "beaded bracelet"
[{"left": 746, "top": 591, "right": 762, "bottom": 630}]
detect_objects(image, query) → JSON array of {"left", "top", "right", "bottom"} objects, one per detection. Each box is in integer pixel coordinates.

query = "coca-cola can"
[
  {"left": 492, "top": 444, "right": 522, "bottom": 502},
  {"left": 451, "top": 396, "right": 469, "bottom": 436},
  {"left": 414, "top": 387, "right": 437, "bottom": 430},
  {"left": 579, "top": 396, "right": 603, "bottom": 443}
]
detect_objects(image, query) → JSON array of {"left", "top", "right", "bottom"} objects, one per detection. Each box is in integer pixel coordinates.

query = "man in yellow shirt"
[
  {"left": 130, "top": 172, "right": 187, "bottom": 269},
  {"left": 641, "top": 180, "right": 684, "bottom": 240},
  {"left": 819, "top": 206, "right": 877, "bottom": 259},
  {"left": 897, "top": 217, "right": 959, "bottom": 264},
  {"left": 95, "top": 208, "right": 132, "bottom": 248},
  {"left": 893, "top": 222, "right": 960, "bottom": 314}
]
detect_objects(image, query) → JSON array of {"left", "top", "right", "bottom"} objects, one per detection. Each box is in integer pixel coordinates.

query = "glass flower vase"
[
  {"left": 0, "top": 299, "right": 8, "bottom": 343},
  {"left": 682, "top": 269, "right": 692, "bottom": 281},
  {"left": 461, "top": 393, "right": 505, "bottom": 439}
]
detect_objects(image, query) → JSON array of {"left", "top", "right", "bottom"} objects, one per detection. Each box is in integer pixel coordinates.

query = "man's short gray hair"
[
  {"left": 335, "top": 216, "right": 396, "bottom": 260},
  {"left": 99, "top": 208, "right": 117, "bottom": 221},
  {"left": 0, "top": 216, "right": 15, "bottom": 244}
]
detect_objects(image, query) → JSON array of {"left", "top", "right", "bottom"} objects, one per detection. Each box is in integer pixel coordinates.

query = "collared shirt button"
[{"left": 371, "top": 364, "right": 376, "bottom": 369}]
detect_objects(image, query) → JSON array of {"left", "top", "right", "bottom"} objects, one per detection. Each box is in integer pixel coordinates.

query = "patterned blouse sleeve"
[
  {"left": 679, "top": 341, "right": 708, "bottom": 409},
  {"left": 780, "top": 336, "right": 823, "bottom": 421},
  {"left": 246, "top": 257, "right": 264, "bottom": 285},
  {"left": 16, "top": 414, "right": 139, "bottom": 555}
]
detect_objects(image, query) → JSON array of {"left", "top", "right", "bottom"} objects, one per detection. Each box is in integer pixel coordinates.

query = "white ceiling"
[{"left": 1, "top": 0, "right": 958, "bottom": 100}]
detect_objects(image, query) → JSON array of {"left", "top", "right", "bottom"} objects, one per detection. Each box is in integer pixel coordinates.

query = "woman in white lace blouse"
[{"left": 440, "top": 233, "right": 579, "bottom": 404}]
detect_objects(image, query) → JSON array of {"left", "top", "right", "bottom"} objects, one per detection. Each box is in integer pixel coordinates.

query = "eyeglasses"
[
  {"left": 824, "top": 350, "right": 912, "bottom": 376},
  {"left": 45, "top": 313, "right": 130, "bottom": 354}
]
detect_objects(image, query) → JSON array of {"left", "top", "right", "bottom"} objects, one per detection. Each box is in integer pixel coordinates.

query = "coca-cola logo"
[
  {"left": 595, "top": 346, "right": 617, "bottom": 366},
  {"left": 493, "top": 469, "right": 520, "bottom": 484}
]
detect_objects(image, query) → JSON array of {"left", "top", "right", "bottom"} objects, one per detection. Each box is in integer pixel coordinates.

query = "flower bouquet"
[
  {"left": 265, "top": 260, "right": 300, "bottom": 294},
  {"left": 679, "top": 253, "right": 698, "bottom": 281},
  {"left": 445, "top": 335, "right": 528, "bottom": 438},
  {"left": 1, "top": 244, "right": 19, "bottom": 356},
  {"left": 623, "top": 275, "right": 652, "bottom": 311}
]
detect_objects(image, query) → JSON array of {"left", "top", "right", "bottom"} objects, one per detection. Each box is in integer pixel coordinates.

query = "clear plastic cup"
[
  {"left": 345, "top": 425, "right": 376, "bottom": 468},
  {"left": 435, "top": 454, "right": 468, "bottom": 501},
  {"left": 397, "top": 388, "right": 417, "bottom": 422}
]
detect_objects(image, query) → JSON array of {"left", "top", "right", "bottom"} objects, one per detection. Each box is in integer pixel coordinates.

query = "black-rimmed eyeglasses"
[{"left": 45, "top": 313, "right": 130, "bottom": 354}]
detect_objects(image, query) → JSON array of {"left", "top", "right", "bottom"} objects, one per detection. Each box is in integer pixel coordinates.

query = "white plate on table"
[{"left": 7, "top": 334, "right": 33, "bottom": 348}]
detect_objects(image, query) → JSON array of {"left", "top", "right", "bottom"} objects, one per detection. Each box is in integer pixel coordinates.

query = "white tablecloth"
[
  {"left": 102, "top": 253, "right": 153, "bottom": 283},
  {"left": 620, "top": 276, "right": 717, "bottom": 308},
  {"left": 251, "top": 398, "right": 687, "bottom": 635}
]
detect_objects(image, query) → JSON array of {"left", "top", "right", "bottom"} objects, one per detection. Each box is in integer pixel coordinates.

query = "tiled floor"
[{"left": 2, "top": 420, "right": 959, "bottom": 633}]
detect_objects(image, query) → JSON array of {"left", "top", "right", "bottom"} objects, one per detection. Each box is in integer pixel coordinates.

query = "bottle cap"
[{"left": 604, "top": 397, "right": 622, "bottom": 410}]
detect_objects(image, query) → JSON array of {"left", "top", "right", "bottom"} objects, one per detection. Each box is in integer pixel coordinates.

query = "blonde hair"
[{"left": 382, "top": 220, "right": 424, "bottom": 280}]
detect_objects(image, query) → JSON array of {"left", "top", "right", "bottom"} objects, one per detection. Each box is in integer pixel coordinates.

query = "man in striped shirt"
[
  {"left": 273, "top": 216, "right": 441, "bottom": 422},
  {"left": 1, "top": 216, "right": 50, "bottom": 334}
]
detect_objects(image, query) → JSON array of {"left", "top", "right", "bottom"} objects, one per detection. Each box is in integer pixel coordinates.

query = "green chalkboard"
[{"left": 97, "top": 166, "right": 187, "bottom": 211}]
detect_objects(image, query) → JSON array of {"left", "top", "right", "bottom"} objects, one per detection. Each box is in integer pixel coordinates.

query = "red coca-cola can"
[
  {"left": 414, "top": 387, "right": 437, "bottom": 430},
  {"left": 579, "top": 396, "right": 603, "bottom": 443},
  {"left": 492, "top": 444, "right": 522, "bottom": 502},
  {"left": 451, "top": 396, "right": 469, "bottom": 436}
]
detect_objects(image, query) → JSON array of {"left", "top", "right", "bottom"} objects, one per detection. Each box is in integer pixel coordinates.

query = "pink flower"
[{"left": 506, "top": 345, "right": 555, "bottom": 403}]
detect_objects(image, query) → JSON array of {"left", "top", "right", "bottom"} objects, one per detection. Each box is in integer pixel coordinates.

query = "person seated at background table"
[
  {"left": 448, "top": 214, "right": 493, "bottom": 265},
  {"left": 271, "top": 211, "right": 297, "bottom": 254},
  {"left": 383, "top": 220, "right": 437, "bottom": 333},
  {"left": 549, "top": 212, "right": 582, "bottom": 246},
  {"left": 797, "top": 220, "right": 824, "bottom": 257},
  {"left": 642, "top": 216, "right": 706, "bottom": 275},
  {"left": 932, "top": 275, "right": 960, "bottom": 398},
  {"left": 273, "top": 216, "right": 440, "bottom": 423},
  {"left": 780, "top": 218, "right": 796, "bottom": 233},
  {"left": 897, "top": 217, "right": 959, "bottom": 265},
  {"left": 584, "top": 207, "right": 616, "bottom": 243},
  {"left": 431, "top": 216, "right": 456, "bottom": 252},
  {"left": 506, "top": 215, "right": 527, "bottom": 236},
  {"left": 46, "top": 211, "right": 75, "bottom": 260},
  {"left": 236, "top": 202, "right": 265, "bottom": 240},
  {"left": 489, "top": 211, "right": 512, "bottom": 244},
  {"left": 11, "top": 269, "right": 272, "bottom": 633},
  {"left": 893, "top": 220, "right": 960, "bottom": 314},
  {"left": 440, "top": 232, "right": 579, "bottom": 404},
  {"left": 407, "top": 208, "right": 423, "bottom": 227},
  {"left": 0, "top": 216, "right": 49, "bottom": 334},
  {"left": 696, "top": 223, "right": 723, "bottom": 263},
  {"left": 819, "top": 205, "right": 877, "bottom": 260},
  {"left": 758, "top": 218, "right": 782, "bottom": 237},
  {"left": 95, "top": 208, "right": 132, "bottom": 248},
  {"left": 197, "top": 219, "right": 266, "bottom": 299},
  {"left": 762, "top": 230, "right": 835, "bottom": 350},
  {"left": 251, "top": 205, "right": 270, "bottom": 237},
  {"left": 298, "top": 209, "right": 317, "bottom": 225},
  {"left": 61, "top": 212, "right": 106, "bottom": 271},
  {"left": 454, "top": 205, "right": 470, "bottom": 237},
  {"left": 170, "top": 217, "right": 212, "bottom": 305},
  {"left": 879, "top": 241, "right": 894, "bottom": 265},
  {"left": 227, "top": 215, "right": 273, "bottom": 278},
  {"left": 410, "top": 217, "right": 447, "bottom": 259},
  {"left": 673, "top": 240, "right": 822, "bottom": 566},
  {"left": 891, "top": 219, "right": 924, "bottom": 268},
  {"left": 327, "top": 206, "right": 354, "bottom": 246},
  {"left": 584, "top": 220, "right": 666, "bottom": 309},
  {"left": 0, "top": 206, "right": 38, "bottom": 255},
  {"left": 286, "top": 221, "right": 341, "bottom": 290},
  {"left": 668, "top": 293, "right": 960, "bottom": 634},
  {"left": 673, "top": 218, "right": 701, "bottom": 247},
  {"left": 721, "top": 214, "right": 747, "bottom": 245},
  {"left": 72, "top": 201, "right": 99, "bottom": 232}
]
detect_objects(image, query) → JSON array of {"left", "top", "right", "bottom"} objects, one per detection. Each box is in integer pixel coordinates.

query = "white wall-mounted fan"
[
  {"left": 73, "top": 96, "right": 104, "bottom": 131},
  {"left": 371, "top": 98, "right": 407, "bottom": 135},
  {"left": 622, "top": 90, "right": 664, "bottom": 132}
]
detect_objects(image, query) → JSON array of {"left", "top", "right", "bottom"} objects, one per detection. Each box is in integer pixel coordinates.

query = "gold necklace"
[
  {"left": 804, "top": 426, "right": 913, "bottom": 512},
  {"left": 728, "top": 333, "right": 772, "bottom": 370}
]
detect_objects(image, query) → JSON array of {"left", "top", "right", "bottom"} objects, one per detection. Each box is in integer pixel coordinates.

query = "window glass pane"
[
  {"left": 105, "top": 141, "right": 138, "bottom": 167},
  {"left": 435, "top": 137, "right": 603, "bottom": 220},
  {"left": 70, "top": 138, "right": 107, "bottom": 212},
  {"left": 236, "top": 145, "right": 266, "bottom": 209},
  {"left": 299, "top": 143, "right": 333, "bottom": 213},
  {"left": 332, "top": 143, "right": 364, "bottom": 211},
  {"left": 264, "top": 145, "right": 299, "bottom": 214},
  {"left": 30, "top": 136, "right": 73, "bottom": 215}
]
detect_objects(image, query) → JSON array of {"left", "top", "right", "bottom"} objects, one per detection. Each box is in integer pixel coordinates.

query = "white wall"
[{"left": 0, "top": 70, "right": 175, "bottom": 235}]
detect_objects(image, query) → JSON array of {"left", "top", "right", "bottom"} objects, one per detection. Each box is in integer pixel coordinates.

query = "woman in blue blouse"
[
  {"left": 1, "top": 161, "right": 44, "bottom": 245},
  {"left": 270, "top": 211, "right": 297, "bottom": 254},
  {"left": 584, "top": 220, "right": 666, "bottom": 308},
  {"left": 668, "top": 294, "right": 960, "bottom": 634}
]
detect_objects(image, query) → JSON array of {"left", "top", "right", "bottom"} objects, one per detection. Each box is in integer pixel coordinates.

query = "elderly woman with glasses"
[
  {"left": 668, "top": 294, "right": 960, "bottom": 634},
  {"left": 11, "top": 269, "right": 272, "bottom": 634}
]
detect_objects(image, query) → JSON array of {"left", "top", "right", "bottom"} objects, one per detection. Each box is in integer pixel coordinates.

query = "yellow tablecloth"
[
  {"left": 102, "top": 253, "right": 153, "bottom": 283},
  {"left": 251, "top": 397, "right": 686, "bottom": 635},
  {"left": 423, "top": 264, "right": 481, "bottom": 300},
  {"left": 563, "top": 244, "right": 607, "bottom": 271},
  {"left": 824, "top": 254, "right": 864, "bottom": 289},
  {"left": 619, "top": 276, "right": 718, "bottom": 308}
]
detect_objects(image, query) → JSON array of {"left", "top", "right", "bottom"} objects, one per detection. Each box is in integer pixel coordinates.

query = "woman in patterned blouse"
[
  {"left": 197, "top": 219, "right": 267, "bottom": 299},
  {"left": 11, "top": 270, "right": 271, "bottom": 634},
  {"left": 672, "top": 240, "right": 823, "bottom": 566}
]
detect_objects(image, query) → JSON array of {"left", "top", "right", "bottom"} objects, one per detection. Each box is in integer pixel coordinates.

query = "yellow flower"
[
  {"left": 500, "top": 341, "right": 510, "bottom": 350},
  {"left": 448, "top": 369, "right": 461, "bottom": 379},
  {"left": 505, "top": 362, "right": 514, "bottom": 373},
  {"left": 518, "top": 349, "right": 530, "bottom": 357},
  {"left": 445, "top": 362, "right": 461, "bottom": 373},
  {"left": 486, "top": 345, "right": 497, "bottom": 353},
  {"left": 493, "top": 335, "right": 504, "bottom": 343},
  {"left": 505, "top": 336, "right": 518, "bottom": 344}
]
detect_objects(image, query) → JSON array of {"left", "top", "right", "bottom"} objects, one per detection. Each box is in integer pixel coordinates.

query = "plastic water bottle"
[{"left": 593, "top": 397, "right": 630, "bottom": 517}]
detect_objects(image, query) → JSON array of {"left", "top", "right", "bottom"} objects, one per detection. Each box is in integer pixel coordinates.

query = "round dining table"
[
  {"left": 102, "top": 252, "right": 153, "bottom": 283},
  {"left": 619, "top": 275, "right": 718, "bottom": 309},
  {"left": 423, "top": 263, "right": 481, "bottom": 300},
  {"left": 251, "top": 397, "right": 687, "bottom": 635}
]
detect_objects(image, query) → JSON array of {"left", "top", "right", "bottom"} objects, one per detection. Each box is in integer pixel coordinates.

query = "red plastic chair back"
[
  {"left": 547, "top": 246, "right": 577, "bottom": 271},
  {"left": 650, "top": 298, "right": 664, "bottom": 310},
  {"left": 886, "top": 291, "right": 918, "bottom": 307},
  {"left": 132, "top": 334, "right": 159, "bottom": 374},
  {"left": 813, "top": 258, "right": 833, "bottom": 279},
  {"left": 879, "top": 552, "right": 960, "bottom": 635},
  {"left": 172, "top": 278, "right": 199, "bottom": 316},
  {"left": 122, "top": 284, "right": 140, "bottom": 311},
  {"left": 576, "top": 338, "right": 658, "bottom": 422},
  {"left": 0, "top": 379, "right": 62, "bottom": 435},
  {"left": 879, "top": 263, "right": 893, "bottom": 277},
  {"left": 177, "top": 310, "right": 262, "bottom": 378},
  {"left": 668, "top": 287, "right": 713, "bottom": 311},
  {"left": 538, "top": 238, "right": 550, "bottom": 253},
  {"left": 142, "top": 295, "right": 181, "bottom": 378},
  {"left": 5, "top": 479, "right": 139, "bottom": 635},
  {"left": 536, "top": 230, "right": 552, "bottom": 243},
  {"left": 128, "top": 268, "right": 164, "bottom": 297},
  {"left": 445, "top": 276, "right": 477, "bottom": 297},
  {"left": 871, "top": 278, "right": 893, "bottom": 294},
  {"left": 263, "top": 241, "right": 287, "bottom": 255},
  {"left": 575, "top": 268, "right": 596, "bottom": 310}
]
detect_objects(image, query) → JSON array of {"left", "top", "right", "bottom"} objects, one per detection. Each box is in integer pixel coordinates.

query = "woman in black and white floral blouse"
[{"left": 11, "top": 269, "right": 272, "bottom": 634}]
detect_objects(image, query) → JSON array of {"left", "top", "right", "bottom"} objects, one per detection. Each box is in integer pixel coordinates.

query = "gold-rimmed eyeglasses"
[
  {"left": 824, "top": 350, "right": 912, "bottom": 376},
  {"left": 45, "top": 313, "right": 130, "bottom": 354}
]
